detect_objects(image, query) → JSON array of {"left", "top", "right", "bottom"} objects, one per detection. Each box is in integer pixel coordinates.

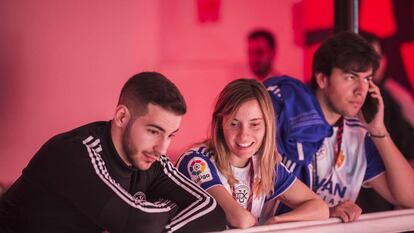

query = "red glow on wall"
[
  {"left": 401, "top": 41, "right": 414, "bottom": 99},
  {"left": 303, "top": 0, "right": 334, "bottom": 30},
  {"left": 360, "top": 0, "right": 396, "bottom": 37},
  {"left": 304, "top": 44, "right": 320, "bottom": 82},
  {"left": 197, "top": 0, "right": 220, "bottom": 23},
  {"left": 302, "top": 0, "right": 414, "bottom": 93},
  {"left": 302, "top": 0, "right": 334, "bottom": 82}
]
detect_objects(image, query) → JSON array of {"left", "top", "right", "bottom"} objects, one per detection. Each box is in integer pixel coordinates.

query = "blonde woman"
[{"left": 176, "top": 79, "right": 328, "bottom": 228}]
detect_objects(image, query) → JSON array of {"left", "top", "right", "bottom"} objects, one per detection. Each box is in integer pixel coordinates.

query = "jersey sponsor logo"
[
  {"left": 320, "top": 194, "right": 342, "bottom": 207},
  {"left": 233, "top": 184, "right": 250, "bottom": 207},
  {"left": 187, "top": 157, "right": 212, "bottom": 184},
  {"left": 316, "top": 176, "right": 347, "bottom": 206},
  {"left": 317, "top": 177, "right": 347, "bottom": 198}
]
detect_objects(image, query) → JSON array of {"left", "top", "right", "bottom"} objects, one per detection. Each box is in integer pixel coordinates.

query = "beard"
[
  {"left": 327, "top": 97, "right": 359, "bottom": 118},
  {"left": 121, "top": 120, "right": 137, "bottom": 167},
  {"left": 252, "top": 63, "right": 271, "bottom": 79}
]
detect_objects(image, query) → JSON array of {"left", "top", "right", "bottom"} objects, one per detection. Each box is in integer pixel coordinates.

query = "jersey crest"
[
  {"left": 335, "top": 150, "right": 346, "bottom": 168},
  {"left": 233, "top": 183, "right": 251, "bottom": 207}
]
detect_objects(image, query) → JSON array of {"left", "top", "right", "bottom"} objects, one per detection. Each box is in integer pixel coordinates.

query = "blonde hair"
[{"left": 208, "top": 78, "right": 280, "bottom": 197}]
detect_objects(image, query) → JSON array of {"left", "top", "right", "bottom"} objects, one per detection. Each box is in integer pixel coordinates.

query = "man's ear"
[
  {"left": 113, "top": 105, "right": 131, "bottom": 128},
  {"left": 315, "top": 72, "right": 328, "bottom": 89}
]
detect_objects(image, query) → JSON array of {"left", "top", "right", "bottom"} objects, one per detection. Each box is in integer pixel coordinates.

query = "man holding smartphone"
[{"left": 264, "top": 32, "right": 414, "bottom": 222}]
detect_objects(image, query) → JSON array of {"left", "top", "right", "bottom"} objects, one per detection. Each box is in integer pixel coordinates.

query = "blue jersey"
[
  {"left": 176, "top": 144, "right": 296, "bottom": 220},
  {"left": 264, "top": 76, "right": 385, "bottom": 212}
]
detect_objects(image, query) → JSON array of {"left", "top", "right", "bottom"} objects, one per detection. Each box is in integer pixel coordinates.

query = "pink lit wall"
[
  {"left": 2, "top": 0, "right": 412, "bottom": 187},
  {"left": 0, "top": 0, "right": 303, "bottom": 185}
]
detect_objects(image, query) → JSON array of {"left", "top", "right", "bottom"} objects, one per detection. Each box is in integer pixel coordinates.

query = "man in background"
[{"left": 247, "top": 29, "right": 280, "bottom": 81}]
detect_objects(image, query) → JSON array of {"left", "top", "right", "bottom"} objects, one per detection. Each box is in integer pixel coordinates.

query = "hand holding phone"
[
  {"left": 360, "top": 81, "right": 386, "bottom": 136},
  {"left": 361, "top": 90, "right": 378, "bottom": 123}
]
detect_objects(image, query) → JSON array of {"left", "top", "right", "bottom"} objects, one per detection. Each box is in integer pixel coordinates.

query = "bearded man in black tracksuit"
[{"left": 0, "top": 72, "right": 226, "bottom": 233}]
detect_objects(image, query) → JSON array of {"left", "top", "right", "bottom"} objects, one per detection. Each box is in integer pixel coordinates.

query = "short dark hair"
[
  {"left": 358, "top": 31, "right": 380, "bottom": 45},
  {"left": 118, "top": 72, "right": 186, "bottom": 117},
  {"left": 248, "top": 29, "right": 276, "bottom": 50},
  {"left": 310, "top": 32, "right": 380, "bottom": 89}
]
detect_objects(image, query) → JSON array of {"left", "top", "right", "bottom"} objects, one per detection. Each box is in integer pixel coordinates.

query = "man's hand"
[
  {"left": 359, "top": 80, "right": 387, "bottom": 135},
  {"left": 329, "top": 200, "right": 362, "bottom": 223}
]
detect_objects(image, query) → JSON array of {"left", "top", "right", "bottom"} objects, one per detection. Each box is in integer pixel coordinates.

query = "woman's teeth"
[{"left": 236, "top": 142, "right": 254, "bottom": 148}]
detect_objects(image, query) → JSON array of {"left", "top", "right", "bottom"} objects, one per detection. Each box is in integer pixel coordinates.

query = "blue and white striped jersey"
[
  {"left": 305, "top": 117, "right": 384, "bottom": 207},
  {"left": 264, "top": 75, "right": 385, "bottom": 213},
  {"left": 176, "top": 144, "right": 296, "bottom": 220}
]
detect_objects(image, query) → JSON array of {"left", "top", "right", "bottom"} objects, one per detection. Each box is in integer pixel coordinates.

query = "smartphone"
[{"left": 361, "top": 91, "right": 378, "bottom": 123}]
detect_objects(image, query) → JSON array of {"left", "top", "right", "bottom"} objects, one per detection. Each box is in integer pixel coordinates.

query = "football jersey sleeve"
[
  {"left": 266, "top": 163, "right": 296, "bottom": 201},
  {"left": 363, "top": 135, "right": 386, "bottom": 182},
  {"left": 177, "top": 147, "right": 223, "bottom": 190}
]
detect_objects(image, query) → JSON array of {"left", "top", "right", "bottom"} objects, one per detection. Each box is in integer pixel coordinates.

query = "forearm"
[
  {"left": 155, "top": 159, "right": 227, "bottom": 232},
  {"left": 226, "top": 206, "right": 257, "bottom": 228},
  {"left": 371, "top": 136, "right": 414, "bottom": 207},
  {"left": 207, "top": 186, "right": 256, "bottom": 228},
  {"left": 270, "top": 198, "right": 329, "bottom": 224}
]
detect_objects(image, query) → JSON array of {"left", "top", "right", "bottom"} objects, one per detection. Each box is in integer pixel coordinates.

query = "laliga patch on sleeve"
[{"left": 187, "top": 157, "right": 213, "bottom": 185}]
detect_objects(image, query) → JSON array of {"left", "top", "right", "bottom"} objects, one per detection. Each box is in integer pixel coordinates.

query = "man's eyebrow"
[
  {"left": 345, "top": 70, "right": 373, "bottom": 79},
  {"left": 147, "top": 124, "right": 180, "bottom": 135},
  {"left": 363, "top": 74, "right": 374, "bottom": 79},
  {"left": 344, "top": 70, "right": 359, "bottom": 76},
  {"left": 147, "top": 124, "right": 165, "bottom": 133},
  {"left": 169, "top": 128, "right": 180, "bottom": 136}
]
